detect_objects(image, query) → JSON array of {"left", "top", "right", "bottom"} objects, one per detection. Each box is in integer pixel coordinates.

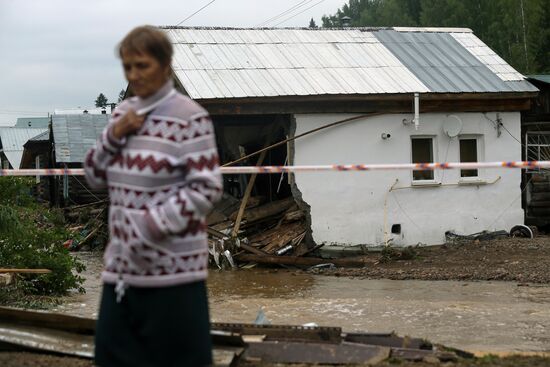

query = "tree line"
[{"left": 321, "top": 0, "right": 549, "bottom": 74}]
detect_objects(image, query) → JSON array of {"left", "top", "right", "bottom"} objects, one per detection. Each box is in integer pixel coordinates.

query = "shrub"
[{"left": 0, "top": 178, "right": 85, "bottom": 303}]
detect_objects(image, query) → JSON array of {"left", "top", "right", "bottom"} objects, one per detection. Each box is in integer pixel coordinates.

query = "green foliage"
[
  {"left": 0, "top": 178, "right": 85, "bottom": 303},
  {"left": 322, "top": 0, "right": 549, "bottom": 74},
  {"left": 0, "top": 177, "right": 36, "bottom": 207},
  {"left": 95, "top": 92, "right": 108, "bottom": 107}
]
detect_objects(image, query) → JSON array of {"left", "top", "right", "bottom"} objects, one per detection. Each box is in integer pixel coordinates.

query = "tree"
[
  {"left": 309, "top": 18, "right": 318, "bottom": 28},
  {"left": 321, "top": 0, "right": 549, "bottom": 74},
  {"left": 117, "top": 89, "right": 125, "bottom": 103},
  {"left": 94, "top": 93, "right": 108, "bottom": 108}
]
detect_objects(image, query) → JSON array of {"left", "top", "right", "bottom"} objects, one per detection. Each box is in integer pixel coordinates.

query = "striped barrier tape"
[{"left": 0, "top": 161, "right": 549, "bottom": 176}]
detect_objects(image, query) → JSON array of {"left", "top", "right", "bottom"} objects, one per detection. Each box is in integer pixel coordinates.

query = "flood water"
[{"left": 57, "top": 252, "right": 550, "bottom": 354}]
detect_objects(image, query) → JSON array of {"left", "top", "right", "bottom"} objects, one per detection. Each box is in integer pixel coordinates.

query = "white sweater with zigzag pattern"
[{"left": 84, "top": 80, "right": 222, "bottom": 295}]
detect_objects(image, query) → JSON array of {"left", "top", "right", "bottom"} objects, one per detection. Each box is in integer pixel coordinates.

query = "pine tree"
[
  {"left": 95, "top": 93, "right": 108, "bottom": 108},
  {"left": 309, "top": 18, "right": 318, "bottom": 28}
]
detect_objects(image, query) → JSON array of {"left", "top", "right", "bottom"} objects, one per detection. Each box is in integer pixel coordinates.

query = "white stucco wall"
[{"left": 293, "top": 112, "right": 523, "bottom": 246}]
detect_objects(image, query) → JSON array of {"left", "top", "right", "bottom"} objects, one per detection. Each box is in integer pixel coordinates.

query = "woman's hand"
[{"left": 112, "top": 110, "right": 146, "bottom": 139}]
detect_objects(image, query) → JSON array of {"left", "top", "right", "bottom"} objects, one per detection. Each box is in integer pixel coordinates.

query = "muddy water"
[{"left": 58, "top": 252, "right": 550, "bottom": 354}]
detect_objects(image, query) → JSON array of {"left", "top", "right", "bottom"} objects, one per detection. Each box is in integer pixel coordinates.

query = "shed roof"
[
  {"left": 0, "top": 127, "right": 48, "bottom": 168},
  {"left": 15, "top": 117, "right": 49, "bottom": 128},
  {"left": 527, "top": 75, "right": 550, "bottom": 85},
  {"left": 52, "top": 114, "right": 109, "bottom": 163},
  {"left": 28, "top": 130, "right": 49, "bottom": 142},
  {"left": 54, "top": 107, "right": 110, "bottom": 115},
  {"left": 162, "top": 27, "right": 536, "bottom": 100}
]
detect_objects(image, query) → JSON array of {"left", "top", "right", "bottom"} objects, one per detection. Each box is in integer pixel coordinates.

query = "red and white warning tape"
[{"left": 1, "top": 161, "right": 548, "bottom": 177}]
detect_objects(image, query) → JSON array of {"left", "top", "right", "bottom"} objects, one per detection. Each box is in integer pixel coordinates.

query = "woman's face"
[{"left": 121, "top": 48, "right": 171, "bottom": 98}]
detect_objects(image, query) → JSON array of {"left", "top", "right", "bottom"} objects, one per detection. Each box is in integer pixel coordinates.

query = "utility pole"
[{"left": 519, "top": 0, "right": 529, "bottom": 72}]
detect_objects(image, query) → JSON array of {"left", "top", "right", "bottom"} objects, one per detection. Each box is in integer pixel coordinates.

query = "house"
[
  {"left": 54, "top": 107, "right": 112, "bottom": 115},
  {"left": 155, "top": 26, "right": 538, "bottom": 247},
  {"left": 522, "top": 75, "right": 550, "bottom": 229},
  {"left": 0, "top": 127, "right": 48, "bottom": 169}
]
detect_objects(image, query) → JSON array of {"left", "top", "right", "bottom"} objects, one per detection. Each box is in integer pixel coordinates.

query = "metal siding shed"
[
  {"left": 52, "top": 114, "right": 109, "bottom": 164},
  {"left": 0, "top": 127, "right": 48, "bottom": 168}
]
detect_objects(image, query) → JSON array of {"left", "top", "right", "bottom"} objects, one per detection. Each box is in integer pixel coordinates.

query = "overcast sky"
[{"left": 0, "top": 0, "right": 346, "bottom": 126}]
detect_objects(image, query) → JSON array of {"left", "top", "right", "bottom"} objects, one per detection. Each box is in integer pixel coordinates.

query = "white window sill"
[
  {"left": 411, "top": 181, "right": 441, "bottom": 187},
  {"left": 458, "top": 179, "right": 487, "bottom": 186}
]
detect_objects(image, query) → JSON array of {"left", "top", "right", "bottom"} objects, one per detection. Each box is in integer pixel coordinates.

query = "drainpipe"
[
  {"left": 413, "top": 93, "right": 420, "bottom": 130},
  {"left": 402, "top": 93, "right": 421, "bottom": 129}
]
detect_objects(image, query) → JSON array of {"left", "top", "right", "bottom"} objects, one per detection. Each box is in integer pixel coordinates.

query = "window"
[
  {"left": 459, "top": 138, "right": 478, "bottom": 177},
  {"left": 411, "top": 137, "right": 434, "bottom": 181},
  {"left": 525, "top": 132, "right": 550, "bottom": 172}
]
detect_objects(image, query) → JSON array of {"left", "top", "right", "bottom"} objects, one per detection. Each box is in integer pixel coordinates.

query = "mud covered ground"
[
  {"left": 2, "top": 352, "right": 550, "bottom": 367},
  {"left": 314, "top": 237, "right": 550, "bottom": 283}
]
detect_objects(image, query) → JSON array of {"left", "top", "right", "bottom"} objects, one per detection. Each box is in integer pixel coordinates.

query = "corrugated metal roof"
[
  {"left": 450, "top": 32, "right": 525, "bottom": 82},
  {"left": 165, "top": 27, "right": 430, "bottom": 99},
  {"left": 54, "top": 107, "right": 110, "bottom": 115},
  {"left": 375, "top": 30, "right": 536, "bottom": 93},
  {"left": 528, "top": 75, "right": 550, "bottom": 84},
  {"left": 162, "top": 27, "right": 536, "bottom": 99},
  {"left": 52, "top": 114, "right": 109, "bottom": 163},
  {"left": 15, "top": 117, "right": 49, "bottom": 128},
  {"left": 28, "top": 130, "right": 49, "bottom": 142},
  {"left": 0, "top": 127, "right": 48, "bottom": 168}
]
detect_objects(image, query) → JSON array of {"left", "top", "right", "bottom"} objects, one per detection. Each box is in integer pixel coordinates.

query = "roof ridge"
[{"left": 159, "top": 26, "right": 472, "bottom": 33}]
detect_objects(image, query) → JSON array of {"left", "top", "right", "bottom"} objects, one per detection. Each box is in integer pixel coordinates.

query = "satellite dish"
[{"left": 442, "top": 115, "right": 463, "bottom": 138}]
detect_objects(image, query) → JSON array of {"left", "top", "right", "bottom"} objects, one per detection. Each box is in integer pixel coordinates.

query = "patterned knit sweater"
[{"left": 84, "top": 80, "right": 222, "bottom": 296}]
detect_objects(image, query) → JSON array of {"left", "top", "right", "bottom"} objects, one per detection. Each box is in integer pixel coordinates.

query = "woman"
[{"left": 85, "top": 25, "right": 222, "bottom": 367}]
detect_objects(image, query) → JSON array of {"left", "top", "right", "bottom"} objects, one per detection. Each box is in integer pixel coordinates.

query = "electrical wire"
[
  {"left": 0, "top": 109, "right": 48, "bottom": 115},
  {"left": 273, "top": 0, "right": 326, "bottom": 27},
  {"left": 488, "top": 176, "right": 532, "bottom": 230},
  {"left": 390, "top": 192, "right": 424, "bottom": 234},
  {"left": 483, "top": 113, "right": 522, "bottom": 145},
  {"left": 255, "top": 0, "right": 313, "bottom": 28},
  {"left": 176, "top": 0, "right": 217, "bottom": 26},
  {"left": 440, "top": 137, "right": 453, "bottom": 182},
  {"left": 72, "top": 175, "right": 102, "bottom": 202}
]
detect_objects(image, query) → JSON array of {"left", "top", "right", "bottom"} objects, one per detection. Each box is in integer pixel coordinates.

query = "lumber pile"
[{"left": 207, "top": 195, "right": 311, "bottom": 268}]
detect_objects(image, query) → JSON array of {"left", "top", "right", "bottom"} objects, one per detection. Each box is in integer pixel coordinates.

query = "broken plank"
[
  {"left": 239, "top": 243, "right": 269, "bottom": 256},
  {"left": 211, "top": 323, "right": 342, "bottom": 344},
  {"left": 231, "top": 150, "right": 267, "bottom": 238},
  {"left": 243, "top": 198, "right": 296, "bottom": 223},
  {"left": 0, "top": 269, "right": 51, "bottom": 274},
  {"left": 242, "top": 341, "right": 390, "bottom": 365}
]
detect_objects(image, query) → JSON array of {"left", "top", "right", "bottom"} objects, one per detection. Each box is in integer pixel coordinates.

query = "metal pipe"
[{"left": 413, "top": 92, "right": 420, "bottom": 130}]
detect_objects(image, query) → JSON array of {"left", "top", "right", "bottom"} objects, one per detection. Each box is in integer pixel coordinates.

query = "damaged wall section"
[{"left": 208, "top": 115, "right": 313, "bottom": 259}]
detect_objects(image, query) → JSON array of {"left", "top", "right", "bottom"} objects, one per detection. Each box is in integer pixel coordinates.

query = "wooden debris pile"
[
  {"left": 207, "top": 195, "right": 311, "bottom": 268},
  {"left": 63, "top": 200, "right": 108, "bottom": 251}
]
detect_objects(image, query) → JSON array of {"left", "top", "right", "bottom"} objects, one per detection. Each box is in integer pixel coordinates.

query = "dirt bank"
[{"left": 313, "top": 237, "right": 550, "bottom": 283}]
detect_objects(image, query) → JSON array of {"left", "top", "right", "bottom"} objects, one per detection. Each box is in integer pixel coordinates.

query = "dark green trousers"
[{"left": 95, "top": 281, "right": 212, "bottom": 367}]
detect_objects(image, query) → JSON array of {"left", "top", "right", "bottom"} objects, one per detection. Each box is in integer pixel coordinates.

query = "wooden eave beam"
[{"left": 200, "top": 92, "right": 536, "bottom": 115}]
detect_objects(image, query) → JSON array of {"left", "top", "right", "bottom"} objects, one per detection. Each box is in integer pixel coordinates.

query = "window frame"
[
  {"left": 458, "top": 135, "right": 484, "bottom": 182},
  {"left": 410, "top": 135, "right": 437, "bottom": 184}
]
